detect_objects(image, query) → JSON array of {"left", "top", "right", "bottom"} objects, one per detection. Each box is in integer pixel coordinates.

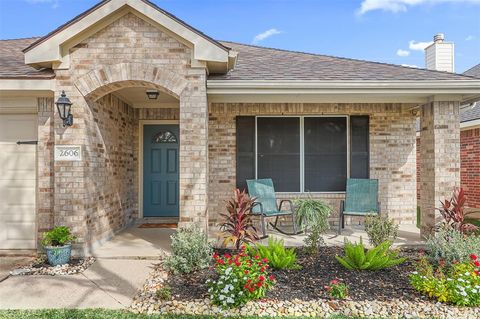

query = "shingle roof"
[
  {"left": 0, "top": 37, "right": 54, "bottom": 79},
  {"left": 464, "top": 64, "right": 480, "bottom": 78},
  {"left": 461, "top": 103, "right": 480, "bottom": 123},
  {"left": 210, "top": 41, "right": 477, "bottom": 81}
]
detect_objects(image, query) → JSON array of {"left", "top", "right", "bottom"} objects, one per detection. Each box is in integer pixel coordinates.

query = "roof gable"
[{"left": 23, "top": 0, "right": 234, "bottom": 72}]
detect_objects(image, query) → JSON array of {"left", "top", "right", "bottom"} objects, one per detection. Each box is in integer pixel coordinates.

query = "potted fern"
[{"left": 42, "top": 226, "right": 76, "bottom": 266}]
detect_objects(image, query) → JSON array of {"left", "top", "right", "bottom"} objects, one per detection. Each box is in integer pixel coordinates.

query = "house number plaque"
[{"left": 54, "top": 145, "right": 82, "bottom": 161}]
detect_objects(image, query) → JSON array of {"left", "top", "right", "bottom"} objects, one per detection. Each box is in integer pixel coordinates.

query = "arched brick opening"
[{"left": 74, "top": 62, "right": 188, "bottom": 101}]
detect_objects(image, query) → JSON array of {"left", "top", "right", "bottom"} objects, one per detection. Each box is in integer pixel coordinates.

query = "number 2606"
[{"left": 60, "top": 149, "right": 79, "bottom": 157}]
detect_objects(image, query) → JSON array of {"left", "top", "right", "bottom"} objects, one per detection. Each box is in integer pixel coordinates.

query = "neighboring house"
[
  {"left": 416, "top": 64, "right": 480, "bottom": 208},
  {"left": 0, "top": 0, "right": 479, "bottom": 254}
]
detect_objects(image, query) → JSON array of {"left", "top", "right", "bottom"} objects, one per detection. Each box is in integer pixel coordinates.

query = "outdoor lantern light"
[
  {"left": 146, "top": 89, "right": 159, "bottom": 100},
  {"left": 55, "top": 90, "right": 73, "bottom": 127}
]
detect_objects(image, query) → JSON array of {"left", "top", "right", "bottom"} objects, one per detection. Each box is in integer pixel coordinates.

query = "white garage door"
[{"left": 0, "top": 114, "right": 37, "bottom": 249}]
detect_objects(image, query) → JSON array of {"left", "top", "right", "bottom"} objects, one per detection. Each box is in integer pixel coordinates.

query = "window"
[
  {"left": 153, "top": 130, "right": 177, "bottom": 143},
  {"left": 236, "top": 115, "right": 370, "bottom": 192}
]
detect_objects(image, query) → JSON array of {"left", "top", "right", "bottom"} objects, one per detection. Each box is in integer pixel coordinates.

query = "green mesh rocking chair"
[
  {"left": 247, "top": 179, "right": 300, "bottom": 239},
  {"left": 338, "top": 178, "right": 380, "bottom": 234}
]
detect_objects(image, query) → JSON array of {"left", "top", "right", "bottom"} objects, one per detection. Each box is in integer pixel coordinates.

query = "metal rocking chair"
[
  {"left": 338, "top": 178, "right": 381, "bottom": 234},
  {"left": 246, "top": 178, "right": 300, "bottom": 239}
]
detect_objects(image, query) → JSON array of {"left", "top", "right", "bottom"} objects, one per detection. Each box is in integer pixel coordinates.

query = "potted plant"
[{"left": 42, "top": 226, "right": 76, "bottom": 266}]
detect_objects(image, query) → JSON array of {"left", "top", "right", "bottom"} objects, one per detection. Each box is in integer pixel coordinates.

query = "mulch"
[
  {"left": 138, "top": 223, "right": 178, "bottom": 229},
  {"left": 165, "top": 246, "right": 423, "bottom": 302}
]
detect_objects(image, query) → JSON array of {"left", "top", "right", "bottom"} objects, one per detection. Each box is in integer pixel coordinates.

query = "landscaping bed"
[
  {"left": 10, "top": 256, "right": 95, "bottom": 276},
  {"left": 166, "top": 247, "right": 418, "bottom": 302}
]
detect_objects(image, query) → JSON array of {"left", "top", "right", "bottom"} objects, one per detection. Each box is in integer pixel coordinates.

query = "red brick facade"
[{"left": 417, "top": 127, "right": 480, "bottom": 208}]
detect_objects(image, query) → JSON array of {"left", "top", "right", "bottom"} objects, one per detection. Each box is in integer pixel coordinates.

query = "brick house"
[
  {"left": 1, "top": 0, "right": 479, "bottom": 254},
  {"left": 416, "top": 64, "right": 480, "bottom": 209}
]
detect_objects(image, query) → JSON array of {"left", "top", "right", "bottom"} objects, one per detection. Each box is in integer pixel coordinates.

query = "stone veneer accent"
[
  {"left": 208, "top": 103, "right": 418, "bottom": 226},
  {"left": 48, "top": 12, "right": 208, "bottom": 253},
  {"left": 419, "top": 101, "right": 460, "bottom": 237}
]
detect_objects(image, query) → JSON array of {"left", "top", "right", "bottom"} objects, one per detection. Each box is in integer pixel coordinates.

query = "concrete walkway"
[{"left": 0, "top": 259, "right": 153, "bottom": 309}]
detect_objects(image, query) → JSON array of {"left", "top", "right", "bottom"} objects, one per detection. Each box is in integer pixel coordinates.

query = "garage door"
[{"left": 0, "top": 114, "right": 37, "bottom": 249}]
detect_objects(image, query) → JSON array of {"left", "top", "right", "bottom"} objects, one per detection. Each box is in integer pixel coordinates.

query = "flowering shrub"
[
  {"left": 426, "top": 227, "right": 480, "bottom": 266},
  {"left": 206, "top": 247, "right": 276, "bottom": 308},
  {"left": 324, "top": 279, "right": 349, "bottom": 299},
  {"left": 410, "top": 253, "right": 480, "bottom": 306}
]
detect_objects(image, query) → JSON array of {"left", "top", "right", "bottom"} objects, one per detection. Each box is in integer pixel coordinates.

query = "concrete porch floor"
[{"left": 90, "top": 223, "right": 424, "bottom": 259}]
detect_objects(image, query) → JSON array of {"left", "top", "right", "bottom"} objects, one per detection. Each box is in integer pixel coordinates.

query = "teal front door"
[{"left": 143, "top": 125, "right": 179, "bottom": 217}]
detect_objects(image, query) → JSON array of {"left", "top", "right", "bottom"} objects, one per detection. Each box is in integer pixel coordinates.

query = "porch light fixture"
[
  {"left": 55, "top": 90, "right": 73, "bottom": 127},
  {"left": 146, "top": 89, "right": 159, "bottom": 100}
]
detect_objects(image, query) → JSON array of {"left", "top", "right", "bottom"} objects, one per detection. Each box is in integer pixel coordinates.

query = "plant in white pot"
[{"left": 42, "top": 226, "right": 76, "bottom": 266}]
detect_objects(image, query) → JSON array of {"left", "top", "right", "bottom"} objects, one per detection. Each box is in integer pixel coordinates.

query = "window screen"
[
  {"left": 350, "top": 116, "right": 370, "bottom": 179},
  {"left": 257, "top": 117, "right": 300, "bottom": 192},
  {"left": 304, "top": 117, "right": 347, "bottom": 192},
  {"left": 236, "top": 117, "right": 256, "bottom": 191}
]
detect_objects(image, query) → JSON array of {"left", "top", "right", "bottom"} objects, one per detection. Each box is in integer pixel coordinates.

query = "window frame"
[{"left": 255, "top": 115, "right": 350, "bottom": 194}]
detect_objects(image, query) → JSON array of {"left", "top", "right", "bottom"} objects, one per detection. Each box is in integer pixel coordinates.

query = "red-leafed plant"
[
  {"left": 437, "top": 187, "right": 479, "bottom": 234},
  {"left": 220, "top": 189, "right": 258, "bottom": 249}
]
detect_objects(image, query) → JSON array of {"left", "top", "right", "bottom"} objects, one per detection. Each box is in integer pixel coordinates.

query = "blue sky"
[{"left": 0, "top": 0, "right": 479, "bottom": 73}]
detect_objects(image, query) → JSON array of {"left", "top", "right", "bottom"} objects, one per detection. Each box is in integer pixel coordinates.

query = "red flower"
[
  {"left": 324, "top": 286, "right": 331, "bottom": 292},
  {"left": 254, "top": 255, "right": 259, "bottom": 259},
  {"left": 217, "top": 259, "right": 224, "bottom": 265},
  {"left": 212, "top": 252, "right": 218, "bottom": 259},
  {"left": 330, "top": 279, "right": 339, "bottom": 285},
  {"left": 259, "top": 275, "right": 265, "bottom": 281},
  {"left": 476, "top": 270, "right": 480, "bottom": 276},
  {"left": 228, "top": 259, "right": 233, "bottom": 264},
  {"left": 269, "top": 275, "right": 275, "bottom": 281},
  {"left": 474, "top": 261, "right": 480, "bottom": 267},
  {"left": 244, "top": 283, "right": 249, "bottom": 289},
  {"left": 245, "top": 270, "right": 249, "bottom": 274},
  {"left": 249, "top": 287, "right": 254, "bottom": 293},
  {"left": 235, "top": 262, "right": 241, "bottom": 266},
  {"left": 260, "top": 267, "right": 265, "bottom": 273},
  {"left": 247, "top": 279, "right": 252, "bottom": 283},
  {"left": 470, "top": 254, "right": 478, "bottom": 261},
  {"left": 257, "top": 282, "right": 263, "bottom": 287},
  {"left": 262, "top": 258, "right": 269, "bottom": 263},
  {"left": 224, "top": 253, "right": 231, "bottom": 259},
  {"left": 240, "top": 245, "right": 246, "bottom": 251}
]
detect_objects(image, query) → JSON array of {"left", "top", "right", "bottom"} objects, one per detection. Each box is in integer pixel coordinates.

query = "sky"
[{"left": 0, "top": 0, "right": 479, "bottom": 73}]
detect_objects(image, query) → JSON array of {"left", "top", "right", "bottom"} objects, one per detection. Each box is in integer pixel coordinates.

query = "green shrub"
[
  {"left": 410, "top": 254, "right": 480, "bottom": 306},
  {"left": 247, "top": 238, "right": 300, "bottom": 270},
  {"left": 426, "top": 227, "right": 480, "bottom": 266},
  {"left": 293, "top": 198, "right": 332, "bottom": 255},
  {"left": 163, "top": 225, "right": 213, "bottom": 274},
  {"left": 335, "top": 239, "right": 406, "bottom": 270},
  {"left": 155, "top": 286, "right": 172, "bottom": 301},
  {"left": 42, "top": 226, "right": 75, "bottom": 247},
  {"left": 207, "top": 247, "right": 275, "bottom": 308},
  {"left": 364, "top": 214, "right": 398, "bottom": 246}
]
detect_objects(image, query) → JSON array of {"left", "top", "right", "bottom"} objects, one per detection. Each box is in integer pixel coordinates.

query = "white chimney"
[{"left": 425, "top": 33, "right": 455, "bottom": 72}]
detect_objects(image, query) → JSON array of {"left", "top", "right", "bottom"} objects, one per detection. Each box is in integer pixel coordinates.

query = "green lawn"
[{"left": 0, "top": 310, "right": 379, "bottom": 319}]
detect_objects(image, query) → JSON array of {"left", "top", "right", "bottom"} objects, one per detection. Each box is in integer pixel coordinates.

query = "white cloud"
[
  {"left": 358, "top": 0, "right": 480, "bottom": 15},
  {"left": 25, "top": 0, "right": 59, "bottom": 9},
  {"left": 401, "top": 64, "right": 419, "bottom": 68},
  {"left": 465, "top": 35, "right": 475, "bottom": 41},
  {"left": 252, "top": 28, "right": 282, "bottom": 44},
  {"left": 396, "top": 49, "right": 410, "bottom": 57},
  {"left": 409, "top": 40, "right": 433, "bottom": 51}
]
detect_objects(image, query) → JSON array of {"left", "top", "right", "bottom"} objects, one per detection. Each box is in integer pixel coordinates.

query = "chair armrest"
[
  {"left": 279, "top": 199, "right": 293, "bottom": 211},
  {"left": 251, "top": 202, "right": 264, "bottom": 215}
]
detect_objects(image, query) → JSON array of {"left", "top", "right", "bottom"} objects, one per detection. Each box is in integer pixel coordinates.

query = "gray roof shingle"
[
  {"left": 210, "top": 41, "right": 477, "bottom": 81},
  {"left": 464, "top": 64, "right": 480, "bottom": 78},
  {"left": 0, "top": 37, "right": 54, "bottom": 79}
]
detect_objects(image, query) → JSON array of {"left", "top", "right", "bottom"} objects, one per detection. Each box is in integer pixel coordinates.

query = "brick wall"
[
  {"left": 461, "top": 128, "right": 480, "bottom": 208},
  {"left": 416, "top": 127, "right": 479, "bottom": 209},
  {"left": 208, "top": 103, "right": 418, "bottom": 226}
]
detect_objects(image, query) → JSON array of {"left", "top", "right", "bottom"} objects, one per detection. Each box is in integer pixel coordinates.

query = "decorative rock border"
[
  {"left": 10, "top": 257, "right": 95, "bottom": 276},
  {"left": 130, "top": 263, "right": 478, "bottom": 319}
]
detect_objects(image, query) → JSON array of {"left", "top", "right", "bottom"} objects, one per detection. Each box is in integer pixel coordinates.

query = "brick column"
[
  {"left": 419, "top": 100, "right": 460, "bottom": 237},
  {"left": 179, "top": 69, "right": 209, "bottom": 229}
]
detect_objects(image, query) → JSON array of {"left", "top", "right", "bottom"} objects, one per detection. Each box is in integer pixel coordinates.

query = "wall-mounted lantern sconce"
[
  {"left": 146, "top": 89, "right": 159, "bottom": 100},
  {"left": 55, "top": 90, "right": 73, "bottom": 127}
]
